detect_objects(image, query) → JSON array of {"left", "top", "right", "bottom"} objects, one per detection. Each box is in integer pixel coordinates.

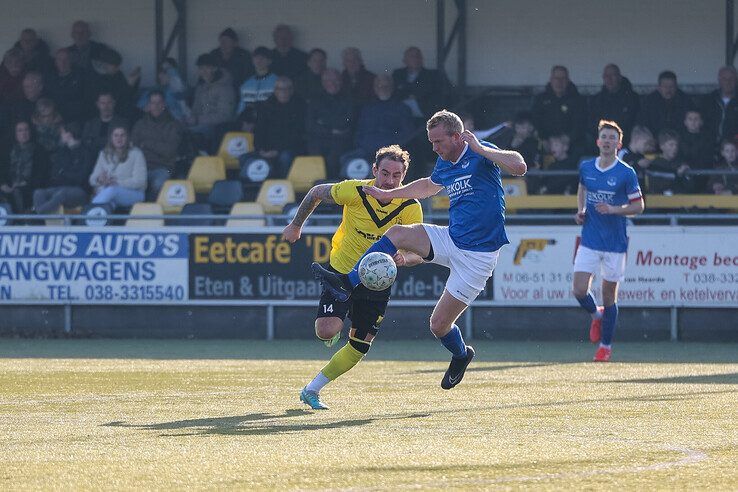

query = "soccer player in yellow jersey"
[{"left": 282, "top": 145, "right": 424, "bottom": 409}]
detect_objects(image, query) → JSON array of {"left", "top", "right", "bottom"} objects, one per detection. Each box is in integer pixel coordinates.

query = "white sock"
[
  {"left": 599, "top": 343, "right": 611, "bottom": 349},
  {"left": 305, "top": 372, "right": 330, "bottom": 393}
]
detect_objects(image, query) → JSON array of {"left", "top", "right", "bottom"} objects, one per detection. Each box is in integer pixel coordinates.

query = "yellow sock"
[{"left": 321, "top": 340, "right": 367, "bottom": 381}]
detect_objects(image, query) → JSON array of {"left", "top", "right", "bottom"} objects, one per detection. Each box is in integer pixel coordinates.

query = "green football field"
[{"left": 0, "top": 339, "right": 736, "bottom": 490}]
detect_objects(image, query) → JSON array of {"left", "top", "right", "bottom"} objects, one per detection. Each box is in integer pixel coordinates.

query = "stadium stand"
[
  {"left": 286, "top": 155, "right": 327, "bottom": 193},
  {"left": 156, "top": 179, "right": 196, "bottom": 214},
  {"left": 176, "top": 203, "right": 215, "bottom": 226},
  {"left": 256, "top": 179, "right": 295, "bottom": 213},
  {"left": 226, "top": 202, "right": 266, "bottom": 227},
  {"left": 187, "top": 156, "right": 226, "bottom": 194},
  {"left": 217, "top": 131, "right": 254, "bottom": 170},
  {"left": 207, "top": 179, "right": 244, "bottom": 213},
  {"left": 126, "top": 202, "right": 164, "bottom": 227}
]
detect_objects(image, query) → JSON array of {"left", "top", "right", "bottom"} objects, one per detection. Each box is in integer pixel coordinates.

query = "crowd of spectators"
[{"left": 0, "top": 20, "right": 737, "bottom": 220}]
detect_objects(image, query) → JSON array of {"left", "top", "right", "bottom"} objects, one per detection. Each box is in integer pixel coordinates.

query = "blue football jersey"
[
  {"left": 430, "top": 142, "right": 509, "bottom": 252},
  {"left": 579, "top": 157, "right": 642, "bottom": 253}
]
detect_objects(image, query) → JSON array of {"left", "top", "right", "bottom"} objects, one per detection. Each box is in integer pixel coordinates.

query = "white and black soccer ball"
[{"left": 358, "top": 252, "right": 398, "bottom": 291}]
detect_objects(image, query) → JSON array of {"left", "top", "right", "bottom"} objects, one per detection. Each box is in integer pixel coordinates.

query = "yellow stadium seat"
[
  {"left": 187, "top": 156, "right": 226, "bottom": 194},
  {"left": 156, "top": 179, "right": 196, "bottom": 213},
  {"left": 226, "top": 202, "right": 266, "bottom": 227},
  {"left": 287, "top": 156, "right": 326, "bottom": 194},
  {"left": 256, "top": 179, "right": 296, "bottom": 214},
  {"left": 218, "top": 132, "right": 254, "bottom": 169},
  {"left": 502, "top": 178, "right": 528, "bottom": 197},
  {"left": 126, "top": 202, "right": 164, "bottom": 227},
  {"left": 45, "top": 205, "right": 65, "bottom": 226}
]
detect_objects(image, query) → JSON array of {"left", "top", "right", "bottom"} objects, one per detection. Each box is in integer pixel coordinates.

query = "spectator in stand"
[
  {"left": 708, "top": 140, "right": 738, "bottom": 194},
  {"left": 82, "top": 92, "right": 128, "bottom": 168},
  {"left": 341, "top": 47, "right": 375, "bottom": 106},
  {"left": 536, "top": 134, "right": 578, "bottom": 195},
  {"left": 352, "top": 74, "right": 413, "bottom": 160},
  {"left": 210, "top": 27, "right": 253, "bottom": 90},
  {"left": 588, "top": 64, "right": 639, "bottom": 144},
  {"left": 13, "top": 28, "right": 53, "bottom": 77},
  {"left": 306, "top": 68, "right": 354, "bottom": 177},
  {"left": 31, "top": 98, "right": 64, "bottom": 153},
  {"left": 137, "top": 58, "right": 191, "bottom": 123},
  {"left": 32, "top": 126, "right": 89, "bottom": 214},
  {"left": 131, "top": 91, "right": 184, "bottom": 200},
  {"left": 1, "top": 121, "right": 47, "bottom": 212},
  {"left": 680, "top": 110, "right": 714, "bottom": 168},
  {"left": 701, "top": 66, "right": 738, "bottom": 146},
  {"left": 86, "top": 47, "right": 140, "bottom": 120},
  {"left": 236, "top": 46, "right": 277, "bottom": 131},
  {"left": 531, "top": 65, "right": 587, "bottom": 151},
  {"left": 253, "top": 76, "right": 306, "bottom": 176},
  {"left": 88, "top": 124, "right": 146, "bottom": 208},
  {"left": 271, "top": 24, "right": 308, "bottom": 79},
  {"left": 620, "top": 125, "right": 656, "bottom": 187},
  {"left": 0, "top": 49, "right": 26, "bottom": 107},
  {"left": 392, "top": 46, "right": 451, "bottom": 121},
  {"left": 10, "top": 71, "right": 45, "bottom": 122},
  {"left": 639, "top": 70, "right": 694, "bottom": 137},
  {"left": 66, "top": 20, "right": 108, "bottom": 73},
  {"left": 490, "top": 111, "right": 540, "bottom": 169},
  {"left": 647, "top": 130, "right": 693, "bottom": 194},
  {"left": 188, "top": 53, "right": 235, "bottom": 152},
  {"left": 47, "top": 48, "right": 86, "bottom": 125},
  {"left": 295, "top": 48, "right": 327, "bottom": 102}
]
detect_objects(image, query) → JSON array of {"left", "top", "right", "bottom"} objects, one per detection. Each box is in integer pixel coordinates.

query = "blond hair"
[
  {"left": 374, "top": 144, "right": 410, "bottom": 171},
  {"left": 426, "top": 109, "right": 463, "bottom": 135}
]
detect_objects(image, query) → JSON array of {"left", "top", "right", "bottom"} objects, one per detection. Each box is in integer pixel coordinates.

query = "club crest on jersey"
[
  {"left": 460, "top": 159, "right": 470, "bottom": 169},
  {"left": 607, "top": 177, "right": 617, "bottom": 187}
]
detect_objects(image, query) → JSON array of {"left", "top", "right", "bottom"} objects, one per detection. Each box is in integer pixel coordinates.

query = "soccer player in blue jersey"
[
  {"left": 572, "top": 120, "right": 645, "bottom": 362},
  {"left": 312, "top": 110, "right": 527, "bottom": 389}
]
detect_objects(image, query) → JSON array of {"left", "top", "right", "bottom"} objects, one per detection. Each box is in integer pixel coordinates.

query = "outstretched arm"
[
  {"left": 460, "top": 130, "right": 527, "bottom": 176},
  {"left": 281, "top": 184, "right": 335, "bottom": 243},
  {"left": 363, "top": 177, "right": 443, "bottom": 201}
]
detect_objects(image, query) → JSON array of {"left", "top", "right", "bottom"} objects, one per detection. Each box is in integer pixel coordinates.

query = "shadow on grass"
[
  {"left": 103, "top": 410, "right": 431, "bottom": 437},
  {"left": 609, "top": 372, "right": 738, "bottom": 385},
  {"left": 410, "top": 362, "right": 558, "bottom": 375}
]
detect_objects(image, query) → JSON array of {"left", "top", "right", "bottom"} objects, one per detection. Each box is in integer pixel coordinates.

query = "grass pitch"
[{"left": 0, "top": 339, "right": 736, "bottom": 490}]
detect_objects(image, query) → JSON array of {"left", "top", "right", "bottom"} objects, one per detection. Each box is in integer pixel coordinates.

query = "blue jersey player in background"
[
  {"left": 312, "top": 110, "right": 527, "bottom": 389},
  {"left": 572, "top": 120, "right": 645, "bottom": 362}
]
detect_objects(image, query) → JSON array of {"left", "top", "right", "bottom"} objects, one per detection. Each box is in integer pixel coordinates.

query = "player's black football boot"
[
  {"left": 311, "top": 262, "right": 352, "bottom": 302},
  {"left": 441, "top": 345, "right": 475, "bottom": 390}
]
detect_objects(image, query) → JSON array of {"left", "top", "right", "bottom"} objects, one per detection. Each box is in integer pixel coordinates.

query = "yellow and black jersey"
[{"left": 329, "top": 179, "right": 423, "bottom": 273}]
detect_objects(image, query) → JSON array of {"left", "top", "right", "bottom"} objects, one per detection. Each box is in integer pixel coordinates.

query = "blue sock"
[
  {"left": 575, "top": 293, "right": 597, "bottom": 314},
  {"left": 347, "top": 235, "right": 398, "bottom": 288},
  {"left": 439, "top": 324, "right": 467, "bottom": 359},
  {"left": 601, "top": 304, "right": 618, "bottom": 346}
]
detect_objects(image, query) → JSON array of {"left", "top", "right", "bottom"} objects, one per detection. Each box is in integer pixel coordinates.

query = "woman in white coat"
[{"left": 89, "top": 125, "right": 147, "bottom": 207}]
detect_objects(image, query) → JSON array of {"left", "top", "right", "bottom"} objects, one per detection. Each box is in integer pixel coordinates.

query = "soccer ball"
[{"left": 358, "top": 252, "right": 398, "bottom": 291}]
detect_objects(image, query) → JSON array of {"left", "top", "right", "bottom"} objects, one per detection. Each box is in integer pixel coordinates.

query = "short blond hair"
[
  {"left": 374, "top": 144, "right": 410, "bottom": 171},
  {"left": 426, "top": 109, "right": 463, "bottom": 135}
]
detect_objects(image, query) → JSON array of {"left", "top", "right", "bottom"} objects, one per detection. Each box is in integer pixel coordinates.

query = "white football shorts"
[
  {"left": 422, "top": 224, "right": 499, "bottom": 305},
  {"left": 573, "top": 244, "right": 626, "bottom": 282}
]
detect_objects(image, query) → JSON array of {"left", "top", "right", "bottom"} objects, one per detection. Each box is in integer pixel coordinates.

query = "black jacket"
[
  {"left": 254, "top": 95, "right": 306, "bottom": 153},
  {"left": 700, "top": 90, "right": 738, "bottom": 145},
  {"left": 392, "top": 67, "right": 451, "bottom": 119},
  {"left": 639, "top": 89, "right": 694, "bottom": 136},
  {"left": 47, "top": 68, "right": 87, "bottom": 124},
  {"left": 46, "top": 144, "right": 91, "bottom": 189},
  {"left": 306, "top": 91, "right": 354, "bottom": 141},
  {"left": 531, "top": 82, "right": 587, "bottom": 144},
  {"left": 588, "top": 76, "right": 640, "bottom": 142}
]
